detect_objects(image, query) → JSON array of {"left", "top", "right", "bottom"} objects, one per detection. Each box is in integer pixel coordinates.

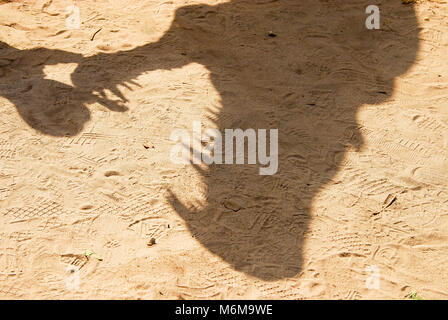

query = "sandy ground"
[{"left": 0, "top": 0, "right": 447, "bottom": 299}]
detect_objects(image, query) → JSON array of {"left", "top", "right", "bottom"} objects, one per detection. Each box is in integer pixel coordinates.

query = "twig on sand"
[{"left": 91, "top": 28, "right": 102, "bottom": 41}]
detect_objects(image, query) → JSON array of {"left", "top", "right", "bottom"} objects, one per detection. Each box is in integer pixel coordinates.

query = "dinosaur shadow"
[{"left": 0, "top": 0, "right": 419, "bottom": 280}]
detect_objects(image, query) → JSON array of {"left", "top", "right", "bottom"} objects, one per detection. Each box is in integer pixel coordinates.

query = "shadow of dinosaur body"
[{"left": 0, "top": 0, "right": 418, "bottom": 280}]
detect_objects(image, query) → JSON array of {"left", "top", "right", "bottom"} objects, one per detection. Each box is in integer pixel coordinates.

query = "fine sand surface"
[{"left": 0, "top": 0, "right": 447, "bottom": 299}]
